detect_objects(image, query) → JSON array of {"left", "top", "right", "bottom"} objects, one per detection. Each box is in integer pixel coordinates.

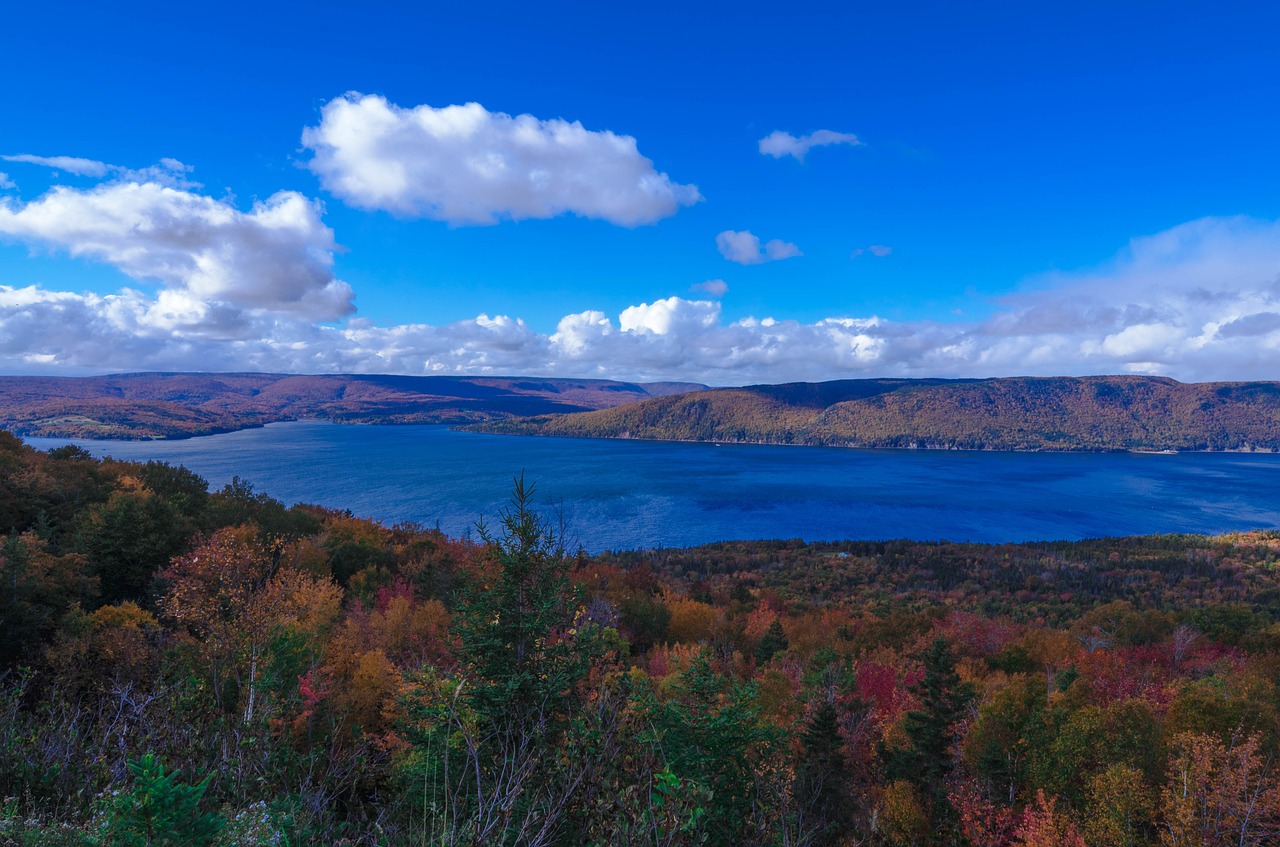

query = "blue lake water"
[{"left": 21, "top": 422, "right": 1280, "bottom": 552}]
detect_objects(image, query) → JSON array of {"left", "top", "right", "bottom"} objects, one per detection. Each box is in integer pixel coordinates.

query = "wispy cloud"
[
  {"left": 3, "top": 154, "right": 112, "bottom": 177},
  {"left": 716, "top": 230, "right": 802, "bottom": 265},
  {"left": 758, "top": 129, "right": 862, "bottom": 162},
  {"left": 0, "top": 173, "right": 13, "bottom": 191},
  {"left": 1, "top": 154, "right": 199, "bottom": 189},
  {"left": 852, "top": 244, "right": 892, "bottom": 258},
  {"left": 302, "top": 92, "right": 702, "bottom": 226}
]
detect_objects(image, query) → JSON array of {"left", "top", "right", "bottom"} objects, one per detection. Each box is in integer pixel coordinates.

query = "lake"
[{"left": 21, "top": 422, "right": 1280, "bottom": 552}]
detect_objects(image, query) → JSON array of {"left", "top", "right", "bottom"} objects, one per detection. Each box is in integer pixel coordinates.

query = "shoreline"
[
  {"left": 457, "top": 424, "right": 1280, "bottom": 456},
  {"left": 14, "top": 415, "right": 1280, "bottom": 455}
]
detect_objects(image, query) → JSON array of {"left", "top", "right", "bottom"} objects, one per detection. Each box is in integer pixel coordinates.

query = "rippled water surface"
[{"left": 23, "top": 422, "right": 1280, "bottom": 552}]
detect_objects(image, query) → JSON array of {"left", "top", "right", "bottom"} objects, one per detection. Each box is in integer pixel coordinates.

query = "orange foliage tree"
[
  {"left": 160, "top": 527, "right": 341, "bottom": 721},
  {"left": 1160, "top": 732, "right": 1280, "bottom": 847}
]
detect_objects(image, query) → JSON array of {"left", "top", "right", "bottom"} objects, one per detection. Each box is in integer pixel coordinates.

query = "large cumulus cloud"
[
  {"left": 0, "top": 177, "right": 353, "bottom": 323},
  {"left": 302, "top": 93, "right": 702, "bottom": 226}
]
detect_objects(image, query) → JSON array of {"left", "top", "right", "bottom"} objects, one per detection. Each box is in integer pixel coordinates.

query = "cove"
[{"left": 22, "top": 421, "right": 1280, "bottom": 553}]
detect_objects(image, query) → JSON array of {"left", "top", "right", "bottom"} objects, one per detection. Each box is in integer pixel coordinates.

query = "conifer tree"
[
  {"left": 452, "top": 473, "right": 590, "bottom": 727},
  {"left": 882, "top": 637, "right": 975, "bottom": 839},
  {"left": 401, "top": 474, "right": 606, "bottom": 846},
  {"left": 754, "top": 618, "right": 788, "bottom": 665},
  {"left": 796, "top": 697, "right": 854, "bottom": 846},
  {"left": 107, "top": 753, "right": 223, "bottom": 847}
]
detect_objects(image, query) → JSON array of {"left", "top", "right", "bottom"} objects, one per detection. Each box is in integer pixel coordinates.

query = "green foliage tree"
[
  {"left": 106, "top": 753, "right": 223, "bottom": 847},
  {"left": 399, "top": 474, "right": 607, "bottom": 846},
  {"left": 640, "top": 650, "right": 782, "bottom": 846},
  {"left": 795, "top": 697, "right": 855, "bottom": 846},
  {"left": 205, "top": 476, "right": 320, "bottom": 540},
  {"left": 453, "top": 474, "right": 590, "bottom": 726},
  {"left": 136, "top": 461, "right": 209, "bottom": 519},
  {"left": 754, "top": 618, "right": 788, "bottom": 665},
  {"left": 81, "top": 490, "right": 187, "bottom": 604},
  {"left": 882, "top": 637, "right": 975, "bottom": 839},
  {"left": 966, "top": 673, "right": 1045, "bottom": 805},
  {"left": 0, "top": 533, "right": 34, "bottom": 664}
]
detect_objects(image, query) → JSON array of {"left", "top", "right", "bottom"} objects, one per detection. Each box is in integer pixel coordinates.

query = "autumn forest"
[{"left": 3, "top": 428, "right": 1280, "bottom": 846}]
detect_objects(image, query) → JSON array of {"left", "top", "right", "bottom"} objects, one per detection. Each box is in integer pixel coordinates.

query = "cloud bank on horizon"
[
  {"left": 1, "top": 165, "right": 1279, "bottom": 383},
  {"left": 1, "top": 90, "right": 1279, "bottom": 385}
]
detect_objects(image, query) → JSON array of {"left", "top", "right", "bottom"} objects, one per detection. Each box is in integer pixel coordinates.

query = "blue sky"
[{"left": 1, "top": 0, "right": 1278, "bottom": 383}]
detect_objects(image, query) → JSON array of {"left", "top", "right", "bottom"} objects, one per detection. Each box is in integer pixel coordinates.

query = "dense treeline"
[
  {"left": 3, "top": 429, "right": 1280, "bottom": 844},
  {"left": 473, "top": 375, "right": 1280, "bottom": 452}
]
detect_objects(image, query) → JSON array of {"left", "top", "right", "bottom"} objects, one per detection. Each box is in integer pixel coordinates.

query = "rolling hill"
[
  {"left": 469, "top": 375, "right": 1280, "bottom": 452},
  {"left": 0, "top": 372, "right": 705, "bottom": 439}
]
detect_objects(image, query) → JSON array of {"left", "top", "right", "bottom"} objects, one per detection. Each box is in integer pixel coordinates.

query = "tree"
[
  {"left": 882, "top": 637, "right": 975, "bottom": 838},
  {"left": 640, "top": 650, "right": 783, "bottom": 846},
  {"left": 106, "top": 753, "right": 223, "bottom": 847},
  {"left": 754, "top": 618, "right": 788, "bottom": 665},
  {"left": 452, "top": 474, "right": 590, "bottom": 726},
  {"left": 399, "top": 475, "right": 610, "bottom": 847},
  {"left": 82, "top": 489, "right": 188, "bottom": 604},
  {"left": 794, "top": 697, "right": 854, "bottom": 846},
  {"left": 1084, "top": 763, "right": 1155, "bottom": 847},
  {"left": 0, "top": 531, "right": 95, "bottom": 666},
  {"left": 1014, "top": 790, "right": 1087, "bottom": 847},
  {"left": 160, "top": 526, "right": 341, "bottom": 719},
  {"left": 137, "top": 461, "right": 210, "bottom": 519},
  {"left": 1160, "top": 732, "right": 1280, "bottom": 847},
  {"left": 966, "top": 673, "right": 1044, "bottom": 806}
]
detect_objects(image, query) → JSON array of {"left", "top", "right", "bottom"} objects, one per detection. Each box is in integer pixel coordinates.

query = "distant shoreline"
[
  {"left": 17, "top": 417, "right": 1280, "bottom": 457},
  {"left": 459, "top": 425, "right": 1280, "bottom": 455}
]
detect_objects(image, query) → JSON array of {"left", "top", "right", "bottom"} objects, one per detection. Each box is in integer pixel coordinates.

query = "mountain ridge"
[
  {"left": 468, "top": 375, "right": 1280, "bottom": 452},
  {"left": 0, "top": 372, "right": 707, "bottom": 439}
]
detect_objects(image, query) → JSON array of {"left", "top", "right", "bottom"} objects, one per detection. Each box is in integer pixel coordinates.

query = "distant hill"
[
  {"left": 469, "top": 375, "right": 1280, "bottom": 452},
  {"left": 0, "top": 373, "right": 706, "bottom": 439}
]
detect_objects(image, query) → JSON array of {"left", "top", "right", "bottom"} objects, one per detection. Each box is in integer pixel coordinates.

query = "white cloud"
[
  {"left": 302, "top": 92, "right": 702, "bottom": 226},
  {"left": 758, "top": 129, "right": 862, "bottom": 162},
  {"left": 2, "top": 154, "right": 112, "bottom": 177},
  {"left": 4, "top": 214, "right": 1280, "bottom": 385},
  {"left": 2, "top": 154, "right": 199, "bottom": 189},
  {"left": 690, "top": 278, "right": 728, "bottom": 297},
  {"left": 0, "top": 179, "right": 352, "bottom": 322},
  {"left": 0, "top": 173, "right": 12, "bottom": 191},
  {"left": 716, "top": 230, "right": 802, "bottom": 265},
  {"left": 619, "top": 297, "right": 720, "bottom": 335},
  {"left": 852, "top": 244, "right": 892, "bottom": 258}
]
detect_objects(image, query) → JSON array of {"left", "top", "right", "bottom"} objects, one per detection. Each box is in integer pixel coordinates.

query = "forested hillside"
[
  {"left": 0, "top": 372, "right": 705, "bottom": 440},
  {"left": 473, "top": 375, "right": 1280, "bottom": 451},
  {"left": 3, "top": 431, "right": 1280, "bottom": 844}
]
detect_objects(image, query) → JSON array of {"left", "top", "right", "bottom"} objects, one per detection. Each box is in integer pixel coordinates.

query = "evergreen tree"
[
  {"left": 107, "top": 753, "right": 223, "bottom": 847},
  {"left": 399, "top": 474, "right": 605, "bottom": 846},
  {"left": 754, "top": 618, "right": 788, "bottom": 665},
  {"left": 796, "top": 698, "right": 854, "bottom": 846},
  {"left": 453, "top": 473, "right": 591, "bottom": 726},
  {"left": 642, "top": 650, "right": 782, "bottom": 847},
  {"left": 882, "top": 637, "right": 975, "bottom": 839},
  {"left": 0, "top": 533, "right": 34, "bottom": 664}
]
